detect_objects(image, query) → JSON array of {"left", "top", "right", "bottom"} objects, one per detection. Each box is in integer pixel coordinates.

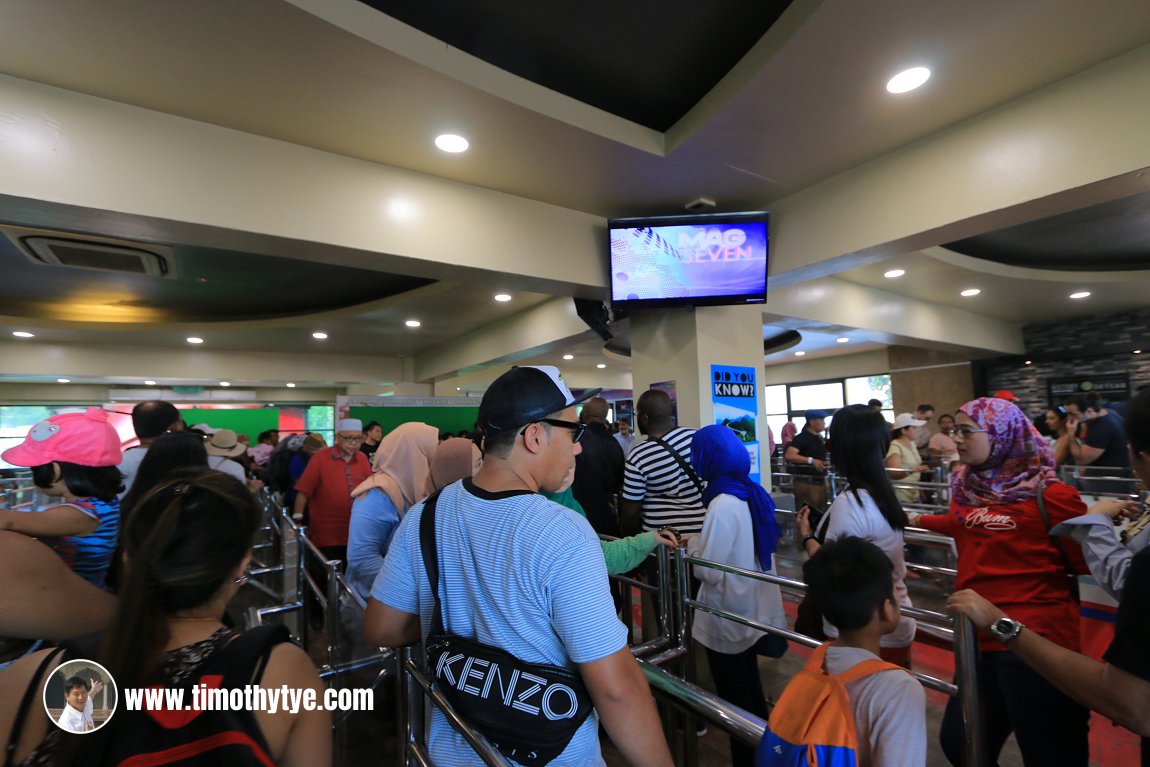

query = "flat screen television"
[{"left": 608, "top": 211, "right": 768, "bottom": 308}]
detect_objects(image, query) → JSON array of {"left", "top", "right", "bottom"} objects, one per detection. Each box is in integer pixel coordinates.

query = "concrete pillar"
[{"left": 630, "top": 304, "right": 768, "bottom": 483}]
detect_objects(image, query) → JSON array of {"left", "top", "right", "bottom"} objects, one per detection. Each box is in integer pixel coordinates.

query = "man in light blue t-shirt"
[{"left": 365, "top": 365, "right": 672, "bottom": 767}]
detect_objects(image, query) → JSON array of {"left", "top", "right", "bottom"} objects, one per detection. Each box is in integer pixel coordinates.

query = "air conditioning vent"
[{"left": 3, "top": 228, "right": 173, "bottom": 278}]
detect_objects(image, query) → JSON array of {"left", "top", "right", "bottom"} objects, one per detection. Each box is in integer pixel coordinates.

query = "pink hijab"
[
  {"left": 351, "top": 422, "right": 438, "bottom": 515},
  {"left": 430, "top": 438, "right": 480, "bottom": 492},
  {"left": 950, "top": 398, "right": 1057, "bottom": 507}
]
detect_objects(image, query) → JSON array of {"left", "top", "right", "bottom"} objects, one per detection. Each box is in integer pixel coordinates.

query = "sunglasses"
[{"left": 520, "top": 418, "right": 586, "bottom": 443}]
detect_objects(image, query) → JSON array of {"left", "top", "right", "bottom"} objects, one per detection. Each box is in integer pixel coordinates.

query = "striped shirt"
[
  {"left": 41, "top": 497, "right": 120, "bottom": 589},
  {"left": 373, "top": 478, "right": 627, "bottom": 767},
  {"left": 621, "top": 427, "right": 706, "bottom": 534}
]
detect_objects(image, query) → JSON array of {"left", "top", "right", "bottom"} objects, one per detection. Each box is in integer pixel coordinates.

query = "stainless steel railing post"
[
  {"left": 398, "top": 645, "right": 422, "bottom": 767},
  {"left": 656, "top": 543, "right": 672, "bottom": 644},
  {"left": 954, "top": 614, "right": 986, "bottom": 767},
  {"left": 325, "top": 558, "right": 342, "bottom": 669}
]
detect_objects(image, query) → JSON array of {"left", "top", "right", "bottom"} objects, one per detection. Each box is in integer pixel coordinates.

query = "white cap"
[
  {"left": 191, "top": 423, "right": 218, "bottom": 435},
  {"left": 892, "top": 413, "right": 927, "bottom": 430},
  {"left": 337, "top": 418, "right": 363, "bottom": 433}
]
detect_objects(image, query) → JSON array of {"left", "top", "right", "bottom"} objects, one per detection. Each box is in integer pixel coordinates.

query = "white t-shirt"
[
  {"left": 821, "top": 488, "right": 916, "bottom": 648},
  {"left": 56, "top": 696, "right": 94, "bottom": 733},
  {"left": 207, "top": 455, "right": 247, "bottom": 484},
  {"left": 824, "top": 646, "right": 926, "bottom": 767},
  {"left": 687, "top": 493, "right": 787, "bottom": 654},
  {"left": 116, "top": 446, "right": 149, "bottom": 500}
]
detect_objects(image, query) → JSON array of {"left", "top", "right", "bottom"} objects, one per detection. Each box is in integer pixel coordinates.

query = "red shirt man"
[{"left": 293, "top": 419, "right": 372, "bottom": 558}]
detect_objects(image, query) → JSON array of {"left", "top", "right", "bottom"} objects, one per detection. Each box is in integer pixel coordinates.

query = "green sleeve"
[{"left": 600, "top": 532, "right": 659, "bottom": 575}]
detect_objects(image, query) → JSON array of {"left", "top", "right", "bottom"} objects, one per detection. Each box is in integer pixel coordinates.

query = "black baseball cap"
[{"left": 479, "top": 366, "right": 601, "bottom": 435}]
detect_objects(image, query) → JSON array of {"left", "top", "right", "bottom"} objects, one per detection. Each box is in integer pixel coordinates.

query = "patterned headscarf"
[{"left": 950, "top": 397, "right": 1057, "bottom": 507}]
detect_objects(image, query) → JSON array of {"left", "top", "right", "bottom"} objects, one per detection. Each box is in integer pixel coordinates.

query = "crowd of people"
[{"left": 0, "top": 372, "right": 1148, "bottom": 766}]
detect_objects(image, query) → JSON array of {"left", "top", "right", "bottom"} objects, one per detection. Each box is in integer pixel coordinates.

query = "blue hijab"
[{"left": 691, "top": 424, "right": 781, "bottom": 571}]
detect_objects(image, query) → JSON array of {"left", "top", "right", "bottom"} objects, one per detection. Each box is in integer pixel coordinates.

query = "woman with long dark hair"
[
  {"left": 118, "top": 431, "right": 209, "bottom": 519},
  {"left": 797, "top": 404, "right": 916, "bottom": 665},
  {"left": 0, "top": 469, "right": 331, "bottom": 766},
  {"left": 914, "top": 398, "right": 1090, "bottom": 766}
]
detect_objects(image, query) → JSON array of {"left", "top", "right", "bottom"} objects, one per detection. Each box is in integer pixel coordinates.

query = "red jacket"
[{"left": 918, "top": 481, "right": 1088, "bottom": 652}]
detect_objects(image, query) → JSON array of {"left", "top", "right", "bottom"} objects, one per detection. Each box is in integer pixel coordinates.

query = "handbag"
[{"left": 419, "top": 491, "right": 595, "bottom": 766}]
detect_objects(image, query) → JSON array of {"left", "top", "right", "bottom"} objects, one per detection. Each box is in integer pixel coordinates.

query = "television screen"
[{"left": 608, "top": 211, "right": 768, "bottom": 308}]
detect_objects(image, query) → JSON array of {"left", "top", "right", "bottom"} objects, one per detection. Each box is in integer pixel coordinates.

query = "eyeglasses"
[
  {"left": 520, "top": 418, "right": 586, "bottom": 443},
  {"left": 946, "top": 427, "right": 988, "bottom": 439},
  {"left": 336, "top": 433, "right": 365, "bottom": 443}
]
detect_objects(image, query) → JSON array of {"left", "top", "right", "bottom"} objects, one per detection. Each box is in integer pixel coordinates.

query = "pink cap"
[{"left": 1, "top": 407, "right": 123, "bottom": 468}]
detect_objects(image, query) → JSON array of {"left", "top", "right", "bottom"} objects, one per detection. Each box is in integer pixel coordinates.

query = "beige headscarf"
[
  {"left": 430, "top": 438, "right": 481, "bottom": 492},
  {"left": 350, "top": 422, "right": 438, "bottom": 514}
]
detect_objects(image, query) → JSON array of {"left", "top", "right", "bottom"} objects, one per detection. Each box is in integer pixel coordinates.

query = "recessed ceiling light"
[
  {"left": 1069, "top": 291, "right": 1091, "bottom": 299},
  {"left": 884, "top": 269, "right": 905, "bottom": 279},
  {"left": 1025, "top": 360, "right": 1033, "bottom": 365},
  {"left": 494, "top": 293, "right": 512, "bottom": 302},
  {"left": 596, "top": 363, "right": 606, "bottom": 369},
  {"left": 435, "top": 134, "right": 469, "bottom": 153},
  {"left": 312, "top": 331, "right": 328, "bottom": 340},
  {"left": 886, "top": 67, "right": 931, "bottom": 94},
  {"left": 12, "top": 331, "right": 34, "bottom": 338},
  {"left": 144, "top": 380, "right": 156, "bottom": 385},
  {"left": 220, "top": 381, "right": 231, "bottom": 387},
  {"left": 186, "top": 337, "right": 204, "bottom": 344},
  {"left": 57, "top": 378, "right": 70, "bottom": 383},
  {"left": 1135, "top": 350, "right": 1143, "bottom": 355},
  {"left": 405, "top": 320, "right": 421, "bottom": 328},
  {"left": 286, "top": 382, "right": 296, "bottom": 388},
  {"left": 795, "top": 351, "right": 806, "bottom": 357},
  {"left": 836, "top": 337, "right": 849, "bottom": 343},
  {"left": 960, "top": 288, "right": 981, "bottom": 297},
  {"left": 563, "top": 354, "right": 574, "bottom": 360}
]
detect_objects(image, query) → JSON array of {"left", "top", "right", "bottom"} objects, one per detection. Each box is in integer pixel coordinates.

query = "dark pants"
[
  {"left": 792, "top": 474, "right": 828, "bottom": 513},
  {"left": 704, "top": 646, "right": 768, "bottom": 767},
  {"left": 940, "top": 650, "right": 1089, "bottom": 767}
]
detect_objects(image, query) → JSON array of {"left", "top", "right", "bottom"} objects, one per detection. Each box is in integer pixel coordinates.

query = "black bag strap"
[
  {"left": 6, "top": 646, "right": 66, "bottom": 767},
  {"left": 418, "top": 490, "right": 447, "bottom": 637},
  {"left": 1035, "top": 480, "right": 1077, "bottom": 578},
  {"left": 650, "top": 435, "right": 705, "bottom": 495}
]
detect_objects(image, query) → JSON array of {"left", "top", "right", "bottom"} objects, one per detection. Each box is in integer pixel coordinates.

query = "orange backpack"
[{"left": 756, "top": 643, "right": 907, "bottom": 766}]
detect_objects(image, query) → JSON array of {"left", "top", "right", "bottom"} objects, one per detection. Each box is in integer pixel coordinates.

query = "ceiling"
[{"left": 0, "top": 0, "right": 1148, "bottom": 388}]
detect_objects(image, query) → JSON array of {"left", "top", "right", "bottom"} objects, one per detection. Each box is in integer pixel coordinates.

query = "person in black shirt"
[
  {"left": 571, "top": 396, "right": 625, "bottom": 537},
  {"left": 360, "top": 421, "right": 383, "bottom": 461},
  {"left": 784, "top": 409, "right": 829, "bottom": 513},
  {"left": 1063, "top": 393, "right": 1129, "bottom": 469},
  {"left": 949, "top": 386, "right": 1150, "bottom": 765}
]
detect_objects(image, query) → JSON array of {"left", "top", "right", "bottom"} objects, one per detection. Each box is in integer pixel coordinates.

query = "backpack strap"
[
  {"left": 5, "top": 646, "right": 67, "bottom": 767},
  {"left": 803, "top": 642, "right": 907, "bottom": 683},
  {"left": 417, "top": 490, "right": 447, "bottom": 637}
]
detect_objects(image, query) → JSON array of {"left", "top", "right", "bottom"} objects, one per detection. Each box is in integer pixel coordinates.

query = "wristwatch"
[{"left": 987, "top": 616, "right": 1024, "bottom": 644}]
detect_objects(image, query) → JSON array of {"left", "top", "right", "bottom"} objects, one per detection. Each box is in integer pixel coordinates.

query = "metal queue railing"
[
  {"left": 0, "top": 470, "right": 38, "bottom": 511},
  {"left": 623, "top": 542, "right": 987, "bottom": 767},
  {"left": 242, "top": 491, "right": 508, "bottom": 767},
  {"left": 243, "top": 488, "right": 987, "bottom": 767}
]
